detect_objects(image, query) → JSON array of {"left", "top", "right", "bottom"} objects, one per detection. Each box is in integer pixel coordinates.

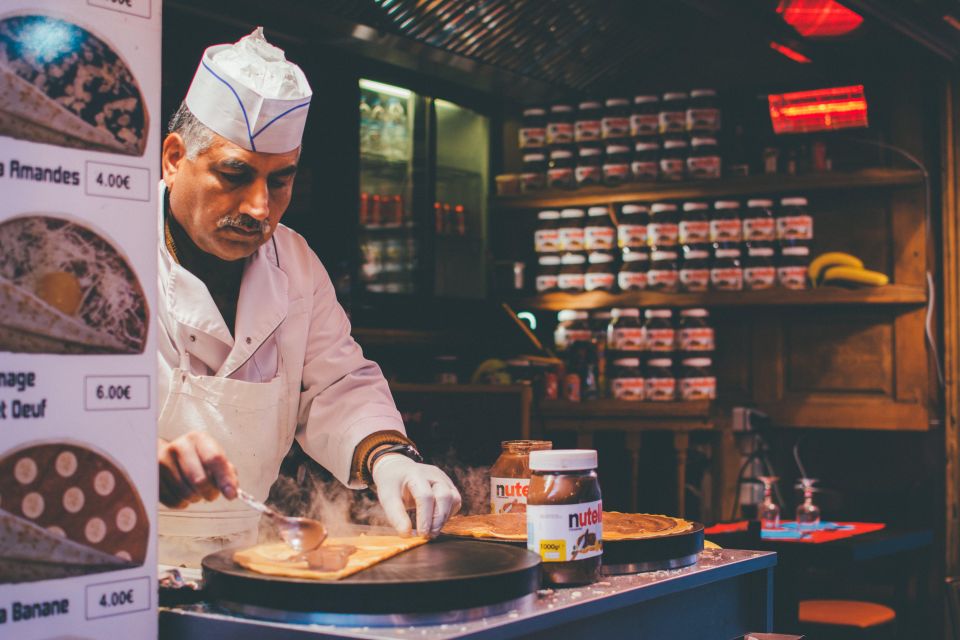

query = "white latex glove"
[{"left": 372, "top": 454, "right": 462, "bottom": 537}]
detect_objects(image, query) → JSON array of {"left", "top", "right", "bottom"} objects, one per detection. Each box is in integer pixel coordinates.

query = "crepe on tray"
[
  {"left": 233, "top": 534, "right": 429, "bottom": 581},
  {"left": 441, "top": 511, "right": 694, "bottom": 542}
]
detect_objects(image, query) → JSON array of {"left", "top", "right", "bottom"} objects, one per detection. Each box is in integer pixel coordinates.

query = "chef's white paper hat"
[{"left": 185, "top": 27, "right": 311, "bottom": 153}]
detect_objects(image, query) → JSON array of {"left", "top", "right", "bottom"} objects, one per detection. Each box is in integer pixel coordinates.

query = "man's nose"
[{"left": 240, "top": 179, "right": 270, "bottom": 220}]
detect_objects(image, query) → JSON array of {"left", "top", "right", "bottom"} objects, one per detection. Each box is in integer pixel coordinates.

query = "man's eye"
[
  {"left": 269, "top": 177, "right": 292, "bottom": 189},
  {"left": 221, "top": 172, "right": 246, "bottom": 184}
]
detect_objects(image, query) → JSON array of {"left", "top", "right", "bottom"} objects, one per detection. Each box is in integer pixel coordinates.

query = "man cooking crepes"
[{"left": 157, "top": 28, "right": 461, "bottom": 566}]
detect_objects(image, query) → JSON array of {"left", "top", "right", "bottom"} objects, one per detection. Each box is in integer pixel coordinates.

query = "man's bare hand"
[{"left": 158, "top": 432, "right": 238, "bottom": 508}]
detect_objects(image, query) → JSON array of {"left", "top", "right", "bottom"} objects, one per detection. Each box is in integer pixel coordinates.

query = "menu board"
[{"left": 0, "top": 1, "right": 158, "bottom": 638}]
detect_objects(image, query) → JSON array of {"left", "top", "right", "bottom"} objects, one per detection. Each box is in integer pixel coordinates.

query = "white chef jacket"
[{"left": 157, "top": 184, "right": 405, "bottom": 488}]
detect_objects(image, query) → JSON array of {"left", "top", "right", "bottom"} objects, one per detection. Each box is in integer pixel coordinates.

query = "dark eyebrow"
[
  {"left": 217, "top": 158, "right": 253, "bottom": 172},
  {"left": 269, "top": 165, "right": 299, "bottom": 180}
]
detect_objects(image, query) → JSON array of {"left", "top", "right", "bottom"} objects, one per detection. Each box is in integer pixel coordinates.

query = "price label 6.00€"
[{"left": 84, "top": 375, "right": 150, "bottom": 411}]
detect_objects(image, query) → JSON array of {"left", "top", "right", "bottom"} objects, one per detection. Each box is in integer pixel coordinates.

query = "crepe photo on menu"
[
  {"left": 0, "top": 215, "right": 148, "bottom": 354},
  {"left": 0, "top": 13, "right": 148, "bottom": 156},
  {"left": 0, "top": 442, "right": 149, "bottom": 583}
]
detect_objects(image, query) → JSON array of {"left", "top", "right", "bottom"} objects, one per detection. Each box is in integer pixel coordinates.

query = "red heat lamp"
[
  {"left": 777, "top": 0, "right": 864, "bottom": 37},
  {"left": 768, "top": 85, "right": 869, "bottom": 134}
]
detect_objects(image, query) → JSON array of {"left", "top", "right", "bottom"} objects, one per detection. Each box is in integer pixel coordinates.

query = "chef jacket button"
[
  {"left": 189, "top": 334, "right": 196, "bottom": 342},
  {"left": 245, "top": 337, "right": 252, "bottom": 345}
]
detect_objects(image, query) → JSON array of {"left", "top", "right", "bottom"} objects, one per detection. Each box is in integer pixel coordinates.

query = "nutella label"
[
  {"left": 776, "top": 215, "right": 814, "bottom": 240},
  {"left": 564, "top": 329, "right": 593, "bottom": 345},
  {"left": 527, "top": 500, "right": 603, "bottom": 563},
  {"left": 647, "top": 268, "right": 678, "bottom": 291},
  {"left": 631, "top": 114, "right": 659, "bottom": 137},
  {"left": 646, "top": 377, "right": 677, "bottom": 402},
  {"left": 679, "top": 220, "right": 710, "bottom": 245},
  {"left": 660, "top": 158, "right": 685, "bottom": 180},
  {"left": 612, "top": 377, "right": 645, "bottom": 401},
  {"left": 687, "top": 108, "right": 721, "bottom": 131},
  {"left": 558, "top": 272, "right": 585, "bottom": 291},
  {"left": 519, "top": 127, "right": 546, "bottom": 149},
  {"left": 584, "top": 226, "right": 616, "bottom": 250},
  {"left": 778, "top": 266, "right": 809, "bottom": 290},
  {"left": 610, "top": 327, "right": 645, "bottom": 351},
  {"left": 744, "top": 266, "right": 776, "bottom": 289},
  {"left": 559, "top": 227, "right": 585, "bottom": 251},
  {"left": 646, "top": 328, "right": 676, "bottom": 352},
  {"left": 491, "top": 477, "right": 529, "bottom": 514},
  {"left": 681, "top": 376, "right": 717, "bottom": 400},
  {"left": 648, "top": 222, "right": 679, "bottom": 247},
  {"left": 711, "top": 267, "right": 743, "bottom": 290},
  {"left": 547, "top": 122, "right": 574, "bottom": 145},
  {"left": 536, "top": 274, "right": 559, "bottom": 293},
  {"left": 534, "top": 229, "right": 561, "bottom": 253},
  {"left": 602, "top": 163, "right": 630, "bottom": 180},
  {"left": 631, "top": 160, "right": 658, "bottom": 180},
  {"left": 680, "top": 268, "right": 710, "bottom": 292},
  {"left": 547, "top": 167, "right": 574, "bottom": 187},
  {"left": 710, "top": 219, "right": 743, "bottom": 243},
  {"left": 575, "top": 165, "right": 602, "bottom": 184},
  {"left": 659, "top": 111, "right": 686, "bottom": 134},
  {"left": 602, "top": 117, "right": 630, "bottom": 139},
  {"left": 618, "top": 271, "right": 647, "bottom": 291},
  {"left": 687, "top": 155, "right": 721, "bottom": 179},
  {"left": 618, "top": 223, "right": 647, "bottom": 248},
  {"left": 585, "top": 272, "right": 615, "bottom": 291},
  {"left": 575, "top": 120, "right": 602, "bottom": 142},
  {"left": 743, "top": 218, "right": 776, "bottom": 242},
  {"left": 680, "top": 327, "right": 715, "bottom": 351}
]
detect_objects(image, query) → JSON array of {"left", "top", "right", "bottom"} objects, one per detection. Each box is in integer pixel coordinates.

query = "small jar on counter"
[
  {"left": 686, "top": 89, "right": 721, "bottom": 132},
  {"left": 602, "top": 97, "right": 631, "bottom": 139},
  {"left": 743, "top": 198, "right": 776, "bottom": 243},
  {"left": 535, "top": 254, "right": 561, "bottom": 293},
  {"left": 778, "top": 244, "right": 810, "bottom": 290},
  {"left": 618, "top": 203, "right": 649, "bottom": 249},
  {"left": 558, "top": 208, "right": 586, "bottom": 251},
  {"left": 679, "top": 308, "right": 715, "bottom": 354},
  {"left": 710, "top": 200, "right": 743, "bottom": 244},
  {"left": 659, "top": 92, "right": 689, "bottom": 135},
  {"left": 558, "top": 253, "right": 587, "bottom": 292},
  {"left": 521, "top": 152, "right": 547, "bottom": 192},
  {"left": 647, "top": 250, "right": 680, "bottom": 292},
  {"left": 555, "top": 309, "right": 592, "bottom": 351},
  {"left": 743, "top": 244, "right": 777, "bottom": 290},
  {"left": 609, "top": 357, "right": 645, "bottom": 401},
  {"left": 660, "top": 139, "right": 688, "bottom": 182},
  {"left": 547, "top": 147, "right": 576, "bottom": 190},
  {"left": 490, "top": 440, "right": 553, "bottom": 514},
  {"left": 575, "top": 100, "right": 603, "bottom": 143},
  {"left": 680, "top": 244, "right": 711, "bottom": 292},
  {"left": 607, "top": 308, "right": 645, "bottom": 353},
  {"left": 680, "top": 357, "right": 717, "bottom": 401},
  {"left": 644, "top": 308, "right": 676, "bottom": 353},
  {"left": 632, "top": 140, "right": 660, "bottom": 182},
  {"left": 585, "top": 251, "right": 617, "bottom": 292},
  {"left": 680, "top": 202, "right": 711, "bottom": 246},
  {"left": 547, "top": 104, "right": 575, "bottom": 146},
  {"left": 711, "top": 245, "right": 744, "bottom": 291},
  {"left": 527, "top": 449, "right": 603, "bottom": 586},
  {"left": 648, "top": 203, "right": 680, "bottom": 248},
  {"left": 645, "top": 357, "right": 677, "bottom": 402},
  {"left": 575, "top": 144, "right": 603, "bottom": 187},
  {"left": 688, "top": 136, "right": 722, "bottom": 180},
  {"left": 777, "top": 196, "right": 813, "bottom": 242},
  {"left": 618, "top": 249, "right": 649, "bottom": 291},
  {"left": 603, "top": 140, "right": 633, "bottom": 186},
  {"left": 534, "top": 209, "right": 561, "bottom": 254},
  {"left": 519, "top": 106, "right": 547, "bottom": 149},
  {"left": 631, "top": 94, "right": 660, "bottom": 137},
  {"left": 584, "top": 206, "right": 616, "bottom": 251}
]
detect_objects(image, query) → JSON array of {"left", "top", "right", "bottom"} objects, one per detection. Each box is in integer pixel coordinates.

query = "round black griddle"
[{"left": 201, "top": 538, "right": 541, "bottom": 621}]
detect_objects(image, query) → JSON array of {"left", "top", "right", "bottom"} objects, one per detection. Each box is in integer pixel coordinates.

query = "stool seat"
[{"left": 798, "top": 600, "right": 896, "bottom": 629}]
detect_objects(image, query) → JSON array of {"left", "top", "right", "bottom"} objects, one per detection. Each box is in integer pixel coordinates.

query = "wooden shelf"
[
  {"left": 540, "top": 399, "right": 712, "bottom": 420},
  {"left": 493, "top": 168, "right": 924, "bottom": 210},
  {"left": 509, "top": 285, "right": 927, "bottom": 311}
]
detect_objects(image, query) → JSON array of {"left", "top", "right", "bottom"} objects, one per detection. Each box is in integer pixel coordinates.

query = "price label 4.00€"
[
  {"left": 84, "top": 375, "right": 150, "bottom": 411},
  {"left": 85, "top": 576, "right": 150, "bottom": 620},
  {"left": 84, "top": 161, "right": 150, "bottom": 201}
]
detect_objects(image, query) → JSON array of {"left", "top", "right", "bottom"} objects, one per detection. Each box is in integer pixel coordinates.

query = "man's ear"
[{"left": 162, "top": 133, "right": 188, "bottom": 189}]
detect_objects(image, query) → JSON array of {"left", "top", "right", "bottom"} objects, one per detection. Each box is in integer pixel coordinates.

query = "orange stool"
[{"left": 798, "top": 600, "right": 896, "bottom": 639}]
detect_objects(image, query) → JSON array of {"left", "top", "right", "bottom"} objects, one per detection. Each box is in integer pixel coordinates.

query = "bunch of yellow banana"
[{"left": 808, "top": 252, "right": 889, "bottom": 287}]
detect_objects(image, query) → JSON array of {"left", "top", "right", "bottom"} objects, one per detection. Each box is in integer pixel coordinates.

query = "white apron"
[{"left": 157, "top": 343, "right": 292, "bottom": 567}]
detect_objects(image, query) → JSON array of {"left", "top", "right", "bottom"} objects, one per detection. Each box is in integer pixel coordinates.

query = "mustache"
[{"left": 216, "top": 214, "right": 271, "bottom": 235}]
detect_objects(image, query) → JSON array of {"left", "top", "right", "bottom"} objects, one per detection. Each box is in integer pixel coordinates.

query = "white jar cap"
[
  {"left": 530, "top": 449, "right": 597, "bottom": 471},
  {"left": 664, "top": 139, "right": 688, "bottom": 149},
  {"left": 781, "top": 196, "right": 808, "bottom": 206},
  {"left": 578, "top": 100, "right": 602, "bottom": 109},
  {"left": 645, "top": 308, "right": 673, "bottom": 318},
  {"left": 561, "top": 208, "right": 586, "bottom": 218},
  {"left": 538, "top": 210, "right": 560, "bottom": 219},
  {"left": 621, "top": 204, "right": 649, "bottom": 214},
  {"left": 523, "top": 153, "right": 546, "bottom": 162},
  {"left": 579, "top": 147, "right": 602, "bottom": 156},
  {"left": 613, "top": 358, "right": 641, "bottom": 367},
  {"left": 634, "top": 141, "right": 660, "bottom": 151},
  {"left": 683, "top": 202, "right": 709, "bottom": 211},
  {"left": 588, "top": 252, "right": 615, "bottom": 264},
  {"left": 715, "top": 248, "right": 741, "bottom": 258},
  {"left": 561, "top": 253, "right": 587, "bottom": 264},
  {"left": 782, "top": 246, "right": 810, "bottom": 256},
  {"left": 647, "top": 358, "right": 674, "bottom": 367},
  {"left": 651, "top": 251, "right": 678, "bottom": 260},
  {"left": 539, "top": 255, "right": 561, "bottom": 265},
  {"left": 551, "top": 149, "right": 573, "bottom": 158},
  {"left": 713, "top": 200, "right": 740, "bottom": 210},
  {"left": 550, "top": 104, "right": 574, "bottom": 113},
  {"left": 691, "top": 137, "right": 717, "bottom": 146},
  {"left": 651, "top": 203, "right": 678, "bottom": 213},
  {"left": 662, "top": 92, "right": 689, "bottom": 101},
  {"left": 681, "top": 308, "right": 709, "bottom": 317},
  {"left": 747, "top": 199, "right": 774, "bottom": 208},
  {"left": 748, "top": 247, "right": 775, "bottom": 257},
  {"left": 622, "top": 250, "right": 649, "bottom": 262},
  {"left": 615, "top": 308, "right": 641, "bottom": 317},
  {"left": 588, "top": 206, "right": 609, "bottom": 216},
  {"left": 557, "top": 310, "right": 579, "bottom": 321},
  {"left": 682, "top": 357, "right": 713, "bottom": 367},
  {"left": 633, "top": 95, "right": 659, "bottom": 104},
  {"left": 605, "top": 97, "right": 629, "bottom": 107},
  {"left": 690, "top": 88, "right": 717, "bottom": 98},
  {"left": 523, "top": 107, "right": 546, "bottom": 116}
]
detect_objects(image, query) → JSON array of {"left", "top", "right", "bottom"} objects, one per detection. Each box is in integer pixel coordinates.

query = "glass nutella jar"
[
  {"left": 680, "top": 357, "right": 717, "bottom": 401},
  {"left": 603, "top": 140, "right": 633, "bottom": 186},
  {"left": 575, "top": 100, "right": 603, "bottom": 143},
  {"left": 546, "top": 104, "right": 575, "bottom": 146},
  {"left": 777, "top": 197, "right": 813, "bottom": 242},
  {"left": 602, "top": 98, "right": 631, "bottom": 140},
  {"left": 778, "top": 245, "right": 810, "bottom": 290},
  {"left": 631, "top": 94, "right": 660, "bottom": 138},
  {"left": 647, "top": 250, "right": 680, "bottom": 292},
  {"left": 680, "top": 244, "right": 711, "bottom": 292},
  {"left": 555, "top": 310, "right": 591, "bottom": 351},
  {"left": 607, "top": 308, "right": 645, "bottom": 353},
  {"left": 490, "top": 440, "right": 553, "bottom": 514},
  {"left": 644, "top": 309, "right": 676, "bottom": 352},
  {"left": 536, "top": 255, "right": 561, "bottom": 293},
  {"left": 534, "top": 210, "right": 562, "bottom": 254},
  {"left": 743, "top": 198, "right": 776, "bottom": 243},
  {"left": 632, "top": 140, "right": 660, "bottom": 182},
  {"left": 679, "top": 308, "right": 715, "bottom": 353},
  {"left": 679, "top": 202, "right": 711, "bottom": 246},
  {"left": 521, "top": 152, "right": 547, "bottom": 192},
  {"left": 648, "top": 203, "right": 680, "bottom": 248},
  {"left": 618, "top": 249, "right": 649, "bottom": 291},
  {"left": 686, "top": 89, "right": 721, "bottom": 132},
  {"left": 743, "top": 245, "right": 777, "bottom": 290},
  {"left": 558, "top": 253, "right": 587, "bottom": 292},
  {"left": 711, "top": 246, "right": 744, "bottom": 291},
  {"left": 527, "top": 449, "right": 603, "bottom": 586},
  {"left": 547, "top": 147, "right": 576, "bottom": 190},
  {"left": 558, "top": 208, "right": 586, "bottom": 251},
  {"left": 659, "top": 92, "right": 689, "bottom": 135},
  {"left": 519, "top": 107, "right": 547, "bottom": 149},
  {"left": 610, "top": 357, "right": 645, "bottom": 401},
  {"left": 660, "top": 139, "right": 688, "bottom": 182},
  {"left": 710, "top": 200, "right": 743, "bottom": 244},
  {"left": 645, "top": 357, "right": 677, "bottom": 402},
  {"left": 688, "top": 137, "right": 722, "bottom": 180},
  {"left": 618, "top": 203, "right": 649, "bottom": 249},
  {"left": 585, "top": 251, "right": 617, "bottom": 292},
  {"left": 584, "top": 206, "right": 616, "bottom": 251},
  {"left": 575, "top": 144, "right": 603, "bottom": 187}
]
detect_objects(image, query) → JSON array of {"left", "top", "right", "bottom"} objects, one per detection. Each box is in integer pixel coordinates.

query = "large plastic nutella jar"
[
  {"left": 648, "top": 203, "right": 680, "bottom": 248},
  {"left": 618, "top": 249, "right": 649, "bottom": 291},
  {"left": 603, "top": 140, "right": 633, "bottom": 186},
  {"left": 547, "top": 104, "right": 575, "bottom": 146},
  {"left": 645, "top": 357, "right": 677, "bottom": 402},
  {"left": 744, "top": 245, "right": 776, "bottom": 290},
  {"left": 602, "top": 98, "right": 631, "bottom": 139},
  {"left": 490, "top": 440, "right": 553, "bottom": 514},
  {"left": 547, "top": 148, "right": 576, "bottom": 189},
  {"left": 659, "top": 92, "right": 689, "bottom": 135},
  {"left": 778, "top": 245, "right": 810, "bottom": 289},
  {"left": 644, "top": 309, "right": 676, "bottom": 352},
  {"left": 687, "top": 89, "right": 721, "bottom": 132},
  {"left": 536, "top": 255, "right": 561, "bottom": 293},
  {"left": 688, "top": 137, "right": 722, "bottom": 180},
  {"left": 631, "top": 94, "right": 660, "bottom": 137},
  {"left": 711, "top": 200, "right": 743, "bottom": 244},
  {"left": 632, "top": 140, "right": 660, "bottom": 182},
  {"left": 777, "top": 197, "right": 813, "bottom": 241},
  {"left": 680, "top": 357, "right": 717, "bottom": 400},
  {"left": 711, "top": 246, "right": 744, "bottom": 291},
  {"left": 660, "top": 139, "right": 688, "bottom": 182},
  {"left": 585, "top": 251, "right": 617, "bottom": 292},
  {"left": 558, "top": 253, "right": 587, "bottom": 292},
  {"left": 555, "top": 310, "right": 591, "bottom": 351},
  {"left": 521, "top": 152, "right": 547, "bottom": 192},
  {"left": 610, "top": 357, "right": 645, "bottom": 401},
  {"left": 527, "top": 449, "right": 603, "bottom": 586},
  {"left": 607, "top": 308, "right": 645, "bottom": 353},
  {"left": 647, "top": 250, "right": 680, "bottom": 292},
  {"left": 743, "top": 199, "right": 776, "bottom": 243},
  {"left": 534, "top": 210, "right": 562, "bottom": 254},
  {"left": 680, "top": 202, "right": 711, "bottom": 246},
  {"left": 575, "top": 144, "right": 603, "bottom": 187},
  {"left": 618, "top": 203, "right": 649, "bottom": 249},
  {"left": 558, "top": 208, "right": 586, "bottom": 251},
  {"left": 679, "top": 308, "right": 715, "bottom": 353},
  {"left": 575, "top": 100, "right": 603, "bottom": 143},
  {"left": 584, "top": 206, "right": 616, "bottom": 251},
  {"left": 680, "top": 245, "right": 711, "bottom": 292},
  {"left": 519, "top": 107, "right": 547, "bottom": 149}
]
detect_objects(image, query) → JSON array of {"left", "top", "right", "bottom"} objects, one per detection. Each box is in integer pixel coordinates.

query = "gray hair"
[{"left": 167, "top": 102, "right": 215, "bottom": 160}]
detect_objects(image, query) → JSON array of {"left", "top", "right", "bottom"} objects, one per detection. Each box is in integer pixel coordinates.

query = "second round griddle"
[{"left": 202, "top": 538, "right": 541, "bottom": 614}]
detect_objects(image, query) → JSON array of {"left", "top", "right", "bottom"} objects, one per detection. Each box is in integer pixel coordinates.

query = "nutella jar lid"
[
  {"left": 606, "top": 142, "right": 632, "bottom": 153},
  {"left": 691, "top": 137, "right": 718, "bottom": 147},
  {"left": 579, "top": 146, "right": 602, "bottom": 157},
  {"left": 747, "top": 198, "right": 774, "bottom": 208},
  {"left": 560, "top": 208, "right": 586, "bottom": 218},
  {"left": 662, "top": 91, "right": 689, "bottom": 101},
  {"left": 561, "top": 253, "right": 587, "bottom": 264},
  {"left": 611, "top": 307, "right": 641, "bottom": 318},
  {"left": 587, "top": 206, "right": 609, "bottom": 217},
  {"left": 529, "top": 449, "right": 597, "bottom": 471},
  {"left": 633, "top": 94, "right": 659, "bottom": 104},
  {"left": 664, "top": 139, "right": 688, "bottom": 149},
  {"left": 748, "top": 247, "right": 775, "bottom": 257},
  {"left": 634, "top": 141, "right": 660, "bottom": 151},
  {"left": 683, "top": 202, "right": 709, "bottom": 212},
  {"left": 714, "top": 200, "right": 740, "bottom": 210},
  {"left": 539, "top": 255, "right": 562, "bottom": 265},
  {"left": 682, "top": 357, "right": 713, "bottom": 367},
  {"left": 621, "top": 204, "right": 650, "bottom": 214},
  {"left": 550, "top": 104, "right": 574, "bottom": 113},
  {"left": 537, "top": 210, "right": 561, "bottom": 220},
  {"left": 651, "top": 250, "right": 679, "bottom": 261},
  {"left": 551, "top": 149, "right": 574, "bottom": 159},
  {"left": 681, "top": 308, "right": 709, "bottom": 317},
  {"left": 522, "top": 107, "right": 546, "bottom": 117},
  {"left": 558, "top": 309, "right": 588, "bottom": 322},
  {"left": 645, "top": 308, "right": 673, "bottom": 318},
  {"left": 684, "top": 249, "right": 710, "bottom": 259},
  {"left": 605, "top": 97, "right": 630, "bottom": 107},
  {"left": 781, "top": 196, "right": 808, "bottom": 206},
  {"left": 690, "top": 88, "right": 718, "bottom": 98},
  {"left": 648, "top": 357, "right": 674, "bottom": 367},
  {"left": 523, "top": 153, "right": 546, "bottom": 162},
  {"left": 578, "top": 100, "right": 602, "bottom": 110},
  {"left": 782, "top": 246, "right": 811, "bottom": 256},
  {"left": 650, "top": 203, "right": 678, "bottom": 213},
  {"left": 622, "top": 250, "right": 649, "bottom": 263},
  {"left": 613, "top": 357, "right": 641, "bottom": 367},
  {"left": 715, "top": 248, "right": 741, "bottom": 258},
  {"left": 588, "top": 251, "right": 615, "bottom": 264}
]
